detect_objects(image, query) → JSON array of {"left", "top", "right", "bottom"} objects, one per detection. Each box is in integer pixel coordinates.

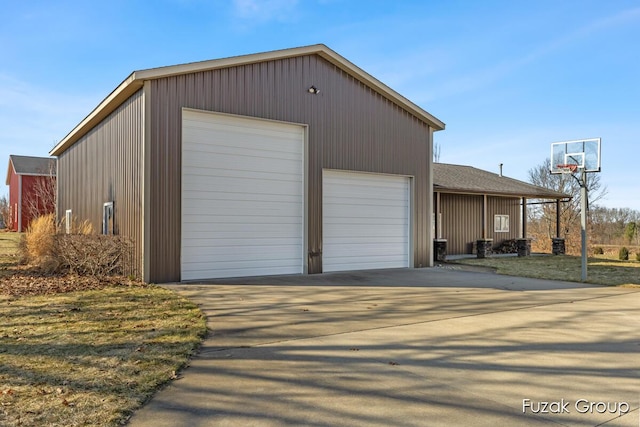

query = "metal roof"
[
  {"left": 50, "top": 44, "right": 445, "bottom": 156},
  {"left": 6, "top": 155, "right": 56, "bottom": 185},
  {"left": 434, "top": 163, "right": 569, "bottom": 199}
]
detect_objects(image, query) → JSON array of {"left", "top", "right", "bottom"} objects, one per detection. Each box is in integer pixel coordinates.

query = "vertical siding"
[
  {"left": 487, "top": 196, "right": 521, "bottom": 244},
  {"left": 57, "top": 89, "right": 144, "bottom": 277},
  {"left": 440, "top": 194, "right": 483, "bottom": 254},
  {"left": 148, "top": 54, "right": 433, "bottom": 282},
  {"left": 439, "top": 193, "right": 522, "bottom": 254}
]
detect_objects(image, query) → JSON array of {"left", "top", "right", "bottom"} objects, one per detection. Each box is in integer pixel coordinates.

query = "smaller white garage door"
[{"left": 323, "top": 170, "right": 411, "bottom": 272}]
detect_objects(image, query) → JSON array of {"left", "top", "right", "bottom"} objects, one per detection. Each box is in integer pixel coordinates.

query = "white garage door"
[
  {"left": 323, "top": 170, "right": 411, "bottom": 272},
  {"left": 181, "top": 109, "right": 305, "bottom": 280}
]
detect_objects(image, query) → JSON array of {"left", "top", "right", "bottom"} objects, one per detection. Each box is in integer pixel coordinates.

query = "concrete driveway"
[{"left": 128, "top": 267, "right": 640, "bottom": 426}]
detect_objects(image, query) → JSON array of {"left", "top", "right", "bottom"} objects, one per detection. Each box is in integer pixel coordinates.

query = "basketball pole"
[{"left": 580, "top": 169, "right": 588, "bottom": 282}]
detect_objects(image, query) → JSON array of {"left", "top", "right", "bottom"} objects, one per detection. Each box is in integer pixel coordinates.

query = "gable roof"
[
  {"left": 50, "top": 44, "right": 445, "bottom": 156},
  {"left": 433, "top": 163, "right": 569, "bottom": 199},
  {"left": 6, "top": 155, "right": 56, "bottom": 185}
]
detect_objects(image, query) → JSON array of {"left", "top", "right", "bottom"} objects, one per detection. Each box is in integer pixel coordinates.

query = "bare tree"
[
  {"left": 527, "top": 158, "right": 607, "bottom": 254},
  {"left": 0, "top": 196, "right": 11, "bottom": 229},
  {"left": 23, "top": 164, "right": 57, "bottom": 225},
  {"left": 433, "top": 142, "right": 441, "bottom": 163}
]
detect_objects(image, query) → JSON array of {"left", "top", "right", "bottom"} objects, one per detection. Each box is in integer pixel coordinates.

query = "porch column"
[{"left": 522, "top": 197, "right": 527, "bottom": 238}]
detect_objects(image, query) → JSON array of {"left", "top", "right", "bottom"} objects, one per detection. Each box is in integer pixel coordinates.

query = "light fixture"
[{"left": 308, "top": 85, "right": 320, "bottom": 94}]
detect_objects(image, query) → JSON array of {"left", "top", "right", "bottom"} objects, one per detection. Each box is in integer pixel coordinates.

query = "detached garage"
[{"left": 50, "top": 44, "right": 445, "bottom": 283}]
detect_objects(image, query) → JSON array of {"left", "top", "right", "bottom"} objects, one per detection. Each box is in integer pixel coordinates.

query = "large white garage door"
[
  {"left": 181, "top": 109, "right": 305, "bottom": 280},
  {"left": 323, "top": 170, "right": 411, "bottom": 272}
]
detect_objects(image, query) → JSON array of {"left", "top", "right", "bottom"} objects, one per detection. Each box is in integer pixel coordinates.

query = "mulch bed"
[{"left": 0, "top": 266, "right": 145, "bottom": 297}]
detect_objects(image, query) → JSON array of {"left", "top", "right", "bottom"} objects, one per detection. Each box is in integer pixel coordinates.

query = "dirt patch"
[{"left": 0, "top": 265, "right": 145, "bottom": 297}]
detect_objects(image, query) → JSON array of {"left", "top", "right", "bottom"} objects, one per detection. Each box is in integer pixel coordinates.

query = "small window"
[
  {"left": 103, "top": 202, "right": 114, "bottom": 235},
  {"left": 65, "top": 209, "right": 72, "bottom": 234},
  {"left": 494, "top": 214, "right": 509, "bottom": 233}
]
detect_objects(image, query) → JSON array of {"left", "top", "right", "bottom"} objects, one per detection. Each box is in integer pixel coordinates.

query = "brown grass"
[
  {"left": 22, "top": 214, "right": 57, "bottom": 270},
  {"left": 0, "top": 287, "right": 207, "bottom": 426},
  {"left": 0, "top": 231, "right": 207, "bottom": 426},
  {"left": 451, "top": 254, "right": 640, "bottom": 286}
]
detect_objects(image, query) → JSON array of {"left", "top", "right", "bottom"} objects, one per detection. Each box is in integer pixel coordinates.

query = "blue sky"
[{"left": 1, "top": 0, "right": 639, "bottom": 210}]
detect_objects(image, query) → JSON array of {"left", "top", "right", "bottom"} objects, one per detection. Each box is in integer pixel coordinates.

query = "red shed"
[{"left": 5, "top": 155, "right": 57, "bottom": 232}]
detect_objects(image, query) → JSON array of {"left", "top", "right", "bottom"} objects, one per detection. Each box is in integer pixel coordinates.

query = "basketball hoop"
[{"left": 556, "top": 163, "right": 578, "bottom": 174}]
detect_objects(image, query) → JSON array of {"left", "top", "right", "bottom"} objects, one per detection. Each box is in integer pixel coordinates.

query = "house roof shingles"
[{"left": 434, "top": 163, "right": 568, "bottom": 199}]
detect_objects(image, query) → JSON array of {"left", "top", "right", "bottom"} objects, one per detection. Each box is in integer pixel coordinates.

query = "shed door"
[
  {"left": 322, "top": 170, "right": 411, "bottom": 272},
  {"left": 181, "top": 109, "right": 305, "bottom": 280}
]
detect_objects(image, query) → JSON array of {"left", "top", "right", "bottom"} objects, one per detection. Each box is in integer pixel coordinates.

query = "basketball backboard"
[{"left": 550, "top": 138, "right": 601, "bottom": 174}]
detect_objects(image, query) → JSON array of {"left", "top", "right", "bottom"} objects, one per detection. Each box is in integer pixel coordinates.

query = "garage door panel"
[
  {"left": 323, "top": 170, "right": 410, "bottom": 273},
  {"left": 184, "top": 152, "right": 302, "bottom": 173},
  {"left": 324, "top": 208, "right": 409, "bottom": 220},
  {"left": 324, "top": 243, "right": 408, "bottom": 257},
  {"left": 324, "top": 225, "right": 407, "bottom": 238},
  {"left": 324, "top": 258, "right": 407, "bottom": 272},
  {"left": 185, "top": 199, "right": 302, "bottom": 216},
  {"left": 183, "top": 237, "right": 301, "bottom": 249},
  {"left": 182, "top": 110, "right": 304, "bottom": 280},
  {"left": 184, "top": 209, "right": 302, "bottom": 222},
  {"left": 182, "top": 224, "right": 302, "bottom": 239},
  {"left": 184, "top": 117, "right": 302, "bottom": 141},
  {"left": 183, "top": 247, "right": 303, "bottom": 264},
  {"left": 183, "top": 139, "right": 303, "bottom": 160},
  {"left": 183, "top": 265, "right": 301, "bottom": 280},
  {"left": 184, "top": 176, "right": 302, "bottom": 196},
  {"left": 185, "top": 166, "right": 301, "bottom": 182}
]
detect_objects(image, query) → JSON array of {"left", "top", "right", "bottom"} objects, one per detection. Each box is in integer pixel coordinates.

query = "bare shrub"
[
  {"left": 55, "top": 234, "right": 134, "bottom": 277},
  {"left": 20, "top": 213, "right": 135, "bottom": 278}
]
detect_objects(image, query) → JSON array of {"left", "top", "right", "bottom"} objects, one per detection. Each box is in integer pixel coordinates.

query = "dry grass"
[
  {"left": 0, "top": 232, "right": 208, "bottom": 426},
  {"left": 0, "top": 232, "right": 22, "bottom": 273},
  {"left": 23, "top": 214, "right": 56, "bottom": 265},
  {"left": 451, "top": 254, "right": 640, "bottom": 286}
]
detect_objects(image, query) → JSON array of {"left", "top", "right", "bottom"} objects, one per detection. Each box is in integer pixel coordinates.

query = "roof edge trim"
[{"left": 50, "top": 74, "right": 142, "bottom": 156}]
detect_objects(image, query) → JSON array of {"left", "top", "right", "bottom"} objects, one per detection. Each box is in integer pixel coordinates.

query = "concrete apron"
[{"left": 128, "top": 268, "right": 640, "bottom": 427}]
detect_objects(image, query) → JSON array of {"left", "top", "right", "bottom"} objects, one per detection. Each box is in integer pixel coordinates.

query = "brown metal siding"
[
  {"left": 147, "top": 54, "right": 433, "bottom": 282},
  {"left": 57, "top": 89, "right": 144, "bottom": 277},
  {"left": 438, "top": 193, "right": 522, "bottom": 254},
  {"left": 439, "top": 193, "right": 483, "bottom": 254},
  {"left": 487, "top": 196, "right": 521, "bottom": 243}
]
